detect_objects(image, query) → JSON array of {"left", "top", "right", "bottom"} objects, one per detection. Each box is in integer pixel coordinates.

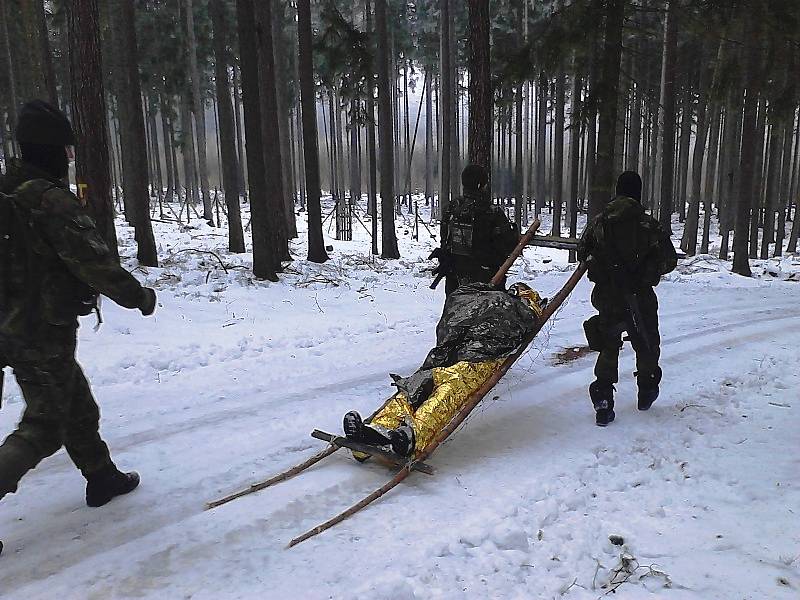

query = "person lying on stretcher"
[{"left": 343, "top": 281, "right": 547, "bottom": 457}]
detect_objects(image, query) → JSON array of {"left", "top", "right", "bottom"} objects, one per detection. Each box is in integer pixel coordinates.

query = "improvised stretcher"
[{"left": 206, "top": 218, "right": 588, "bottom": 547}]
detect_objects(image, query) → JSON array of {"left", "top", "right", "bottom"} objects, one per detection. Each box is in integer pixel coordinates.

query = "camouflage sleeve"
[
  {"left": 35, "top": 187, "right": 148, "bottom": 310},
  {"left": 576, "top": 220, "right": 595, "bottom": 263},
  {"left": 494, "top": 209, "right": 520, "bottom": 258}
]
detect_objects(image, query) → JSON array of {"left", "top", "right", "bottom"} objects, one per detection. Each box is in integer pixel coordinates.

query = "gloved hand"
[
  {"left": 429, "top": 247, "right": 454, "bottom": 277},
  {"left": 139, "top": 287, "right": 157, "bottom": 316}
]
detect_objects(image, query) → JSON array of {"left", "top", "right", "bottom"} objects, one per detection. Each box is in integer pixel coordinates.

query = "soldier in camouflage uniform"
[
  {"left": 577, "top": 171, "right": 677, "bottom": 426},
  {"left": 433, "top": 165, "right": 519, "bottom": 296},
  {"left": 0, "top": 100, "right": 156, "bottom": 512}
]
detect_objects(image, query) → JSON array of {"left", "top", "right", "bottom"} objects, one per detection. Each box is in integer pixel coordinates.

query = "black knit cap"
[
  {"left": 462, "top": 164, "right": 489, "bottom": 191},
  {"left": 15, "top": 99, "right": 76, "bottom": 146},
  {"left": 615, "top": 170, "right": 642, "bottom": 202}
]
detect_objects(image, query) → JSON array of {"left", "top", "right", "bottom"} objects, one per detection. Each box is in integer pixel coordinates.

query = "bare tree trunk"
[
  {"left": 760, "top": 119, "right": 782, "bottom": 258},
  {"left": 681, "top": 97, "right": 707, "bottom": 255},
  {"left": 271, "top": 1, "right": 298, "bottom": 239},
  {"left": 111, "top": 0, "right": 158, "bottom": 266},
  {"left": 211, "top": 0, "right": 245, "bottom": 253},
  {"left": 551, "top": 71, "right": 565, "bottom": 236},
  {"left": 657, "top": 0, "right": 678, "bottom": 231},
  {"left": 589, "top": 0, "right": 624, "bottom": 220},
  {"left": 232, "top": 63, "right": 246, "bottom": 199},
  {"left": 67, "top": 0, "right": 119, "bottom": 259},
  {"left": 185, "top": 0, "right": 214, "bottom": 224},
  {"left": 568, "top": 69, "right": 582, "bottom": 262},
  {"left": 439, "top": 0, "right": 453, "bottom": 239},
  {"left": 377, "top": 0, "right": 399, "bottom": 258},
  {"left": 297, "top": 0, "right": 328, "bottom": 263},
  {"left": 425, "top": 68, "right": 433, "bottom": 205},
  {"left": 677, "top": 93, "right": 692, "bottom": 222},
  {"left": 366, "top": 0, "right": 379, "bottom": 254},
  {"left": 467, "top": 0, "right": 491, "bottom": 170},
  {"left": 0, "top": 0, "right": 19, "bottom": 157},
  {"left": 236, "top": 0, "right": 279, "bottom": 279},
  {"left": 701, "top": 106, "right": 721, "bottom": 253},
  {"left": 774, "top": 118, "right": 793, "bottom": 256},
  {"left": 535, "top": 73, "right": 547, "bottom": 216}
]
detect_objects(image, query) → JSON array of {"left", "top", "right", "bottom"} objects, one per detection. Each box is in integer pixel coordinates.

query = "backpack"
[{"left": 587, "top": 196, "right": 677, "bottom": 287}]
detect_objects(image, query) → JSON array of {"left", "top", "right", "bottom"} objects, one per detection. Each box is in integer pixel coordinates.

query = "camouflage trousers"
[
  {"left": 0, "top": 333, "right": 112, "bottom": 500},
  {"left": 586, "top": 286, "right": 661, "bottom": 384}
]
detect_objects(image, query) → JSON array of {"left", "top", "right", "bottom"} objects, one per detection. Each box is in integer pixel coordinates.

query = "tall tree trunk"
[
  {"left": 297, "top": 0, "right": 328, "bottom": 263},
  {"left": 551, "top": 71, "right": 565, "bottom": 236},
  {"left": 366, "top": 0, "right": 379, "bottom": 255},
  {"left": 1, "top": 0, "right": 19, "bottom": 157},
  {"left": 112, "top": 0, "right": 158, "bottom": 266},
  {"left": 467, "top": 0, "right": 491, "bottom": 170},
  {"left": 439, "top": 0, "right": 453, "bottom": 238},
  {"left": 255, "top": 0, "right": 289, "bottom": 261},
  {"left": 681, "top": 97, "right": 707, "bottom": 255},
  {"left": 588, "top": 0, "right": 624, "bottom": 220},
  {"left": 271, "top": 1, "right": 298, "bottom": 239},
  {"left": 185, "top": 0, "right": 214, "bottom": 224},
  {"left": 568, "top": 70, "right": 582, "bottom": 262},
  {"left": 233, "top": 63, "right": 246, "bottom": 199},
  {"left": 749, "top": 99, "right": 768, "bottom": 256},
  {"left": 236, "top": 0, "right": 279, "bottom": 280},
  {"left": 774, "top": 117, "right": 794, "bottom": 256},
  {"left": 701, "top": 106, "right": 721, "bottom": 253},
  {"left": 425, "top": 68, "right": 433, "bottom": 205},
  {"left": 732, "top": 15, "right": 760, "bottom": 276},
  {"left": 677, "top": 93, "right": 692, "bottom": 222},
  {"left": 67, "top": 0, "right": 119, "bottom": 259},
  {"left": 657, "top": 0, "right": 678, "bottom": 231},
  {"left": 376, "top": 0, "right": 399, "bottom": 258},
  {"left": 211, "top": 0, "right": 245, "bottom": 253},
  {"left": 535, "top": 73, "right": 547, "bottom": 216},
  {"left": 760, "top": 119, "right": 782, "bottom": 258},
  {"left": 159, "top": 94, "right": 176, "bottom": 204}
]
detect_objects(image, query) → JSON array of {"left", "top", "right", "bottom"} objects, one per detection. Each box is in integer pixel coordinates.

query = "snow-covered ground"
[{"left": 1, "top": 198, "right": 798, "bottom": 599}]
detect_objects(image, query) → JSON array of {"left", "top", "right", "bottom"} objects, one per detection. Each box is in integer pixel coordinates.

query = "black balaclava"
[
  {"left": 461, "top": 164, "right": 489, "bottom": 193},
  {"left": 19, "top": 142, "right": 69, "bottom": 179},
  {"left": 615, "top": 171, "right": 643, "bottom": 202},
  {"left": 15, "top": 100, "right": 76, "bottom": 180}
]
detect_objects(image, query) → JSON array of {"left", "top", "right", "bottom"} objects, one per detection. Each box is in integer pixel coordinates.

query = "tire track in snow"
[{"left": 2, "top": 308, "right": 799, "bottom": 595}]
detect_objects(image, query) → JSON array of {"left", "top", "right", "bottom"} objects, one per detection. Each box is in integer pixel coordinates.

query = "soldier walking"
[
  {"left": 0, "top": 101, "right": 156, "bottom": 523},
  {"left": 577, "top": 171, "right": 678, "bottom": 426},
  {"left": 432, "top": 164, "right": 519, "bottom": 295}
]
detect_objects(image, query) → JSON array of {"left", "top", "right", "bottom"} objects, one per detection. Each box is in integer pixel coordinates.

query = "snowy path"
[{"left": 1, "top": 206, "right": 799, "bottom": 599}]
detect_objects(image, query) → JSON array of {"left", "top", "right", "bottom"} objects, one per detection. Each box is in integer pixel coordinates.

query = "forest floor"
[{"left": 1, "top": 198, "right": 799, "bottom": 599}]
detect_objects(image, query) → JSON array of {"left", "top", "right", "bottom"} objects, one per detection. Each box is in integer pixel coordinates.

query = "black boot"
[
  {"left": 343, "top": 411, "right": 393, "bottom": 446},
  {"left": 636, "top": 367, "right": 662, "bottom": 411},
  {"left": 590, "top": 380, "right": 615, "bottom": 426},
  {"left": 389, "top": 422, "right": 416, "bottom": 457},
  {"left": 85, "top": 464, "right": 140, "bottom": 507}
]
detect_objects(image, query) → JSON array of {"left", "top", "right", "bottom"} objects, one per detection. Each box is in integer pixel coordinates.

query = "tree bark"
[
  {"left": 657, "top": 0, "right": 678, "bottom": 232},
  {"left": 439, "top": 0, "right": 453, "bottom": 238},
  {"left": 681, "top": 97, "right": 707, "bottom": 256},
  {"left": 271, "top": 1, "right": 298, "bottom": 239},
  {"left": 67, "top": 0, "right": 119, "bottom": 259},
  {"left": 211, "top": 0, "right": 245, "bottom": 253},
  {"left": 568, "top": 70, "right": 582, "bottom": 261},
  {"left": 467, "top": 0, "right": 491, "bottom": 171},
  {"left": 376, "top": 0, "right": 399, "bottom": 258},
  {"left": 297, "top": 0, "right": 328, "bottom": 263},
  {"left": 236, "top": 0, "right": 279, "bottom": 280},
  {"left": 366, "top": 0, "right": 379, "bottom": 255},
  {"left": 552, "top": 71, "right": 565, "bottom": 236},
  {"left": 589, "top": 0, "right": 624, "bottom": 220},
  {"left": 184, "top": 0, "right": 214, "bottom": 224},
  {"left": 112, "top": 0, "right": 158, "bottom": 266}
]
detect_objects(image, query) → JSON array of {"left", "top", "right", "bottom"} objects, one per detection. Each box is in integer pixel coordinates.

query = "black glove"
[
  {"left": 429, "top": 247, "right": 454, "bottom": 277},
  {"left": 139, "top": 287, "right": 157, "bottom": 316}
]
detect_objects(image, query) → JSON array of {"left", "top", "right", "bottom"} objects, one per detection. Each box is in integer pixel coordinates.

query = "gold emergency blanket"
[{"left": 370, "top": 358, "right": 504, "bottom": 456}]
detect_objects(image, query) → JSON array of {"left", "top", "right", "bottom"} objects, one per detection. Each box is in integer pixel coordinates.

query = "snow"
[{"left": 1, "top": 197, "right": 799, "bottom": 599}]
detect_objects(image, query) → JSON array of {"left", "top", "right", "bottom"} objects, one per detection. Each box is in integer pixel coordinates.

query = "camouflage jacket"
[
  {"left": 443, "top": 190, "right": 519, "bottom": 283},
  {"left": 1, "top": 160, "right": 149, "bottom": 340},
  {"left": 577, "top": 195, "right": 678, "bottom": 290}
]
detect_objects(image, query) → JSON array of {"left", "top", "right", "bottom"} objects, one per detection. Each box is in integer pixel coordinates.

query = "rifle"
[{"left": 607, "top": 262, "right": 653, "bottom": 354}]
